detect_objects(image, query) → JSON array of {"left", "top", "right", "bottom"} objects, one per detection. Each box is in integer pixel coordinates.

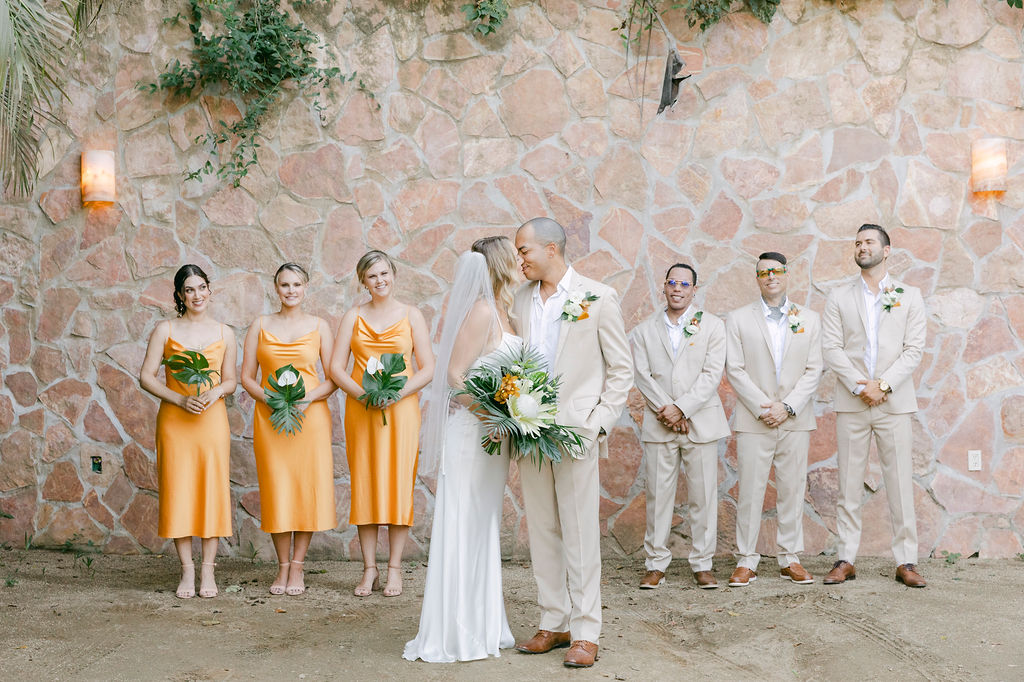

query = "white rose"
[
  {"left": 366, "top": 356, "right": 384, "bottom": 374},
  {"left": 277, "top": 370, "right": 299, "bottom": 386},
  {"left": 684, "top": 324, "right": 699, "bottom": 335},
  {"left": 566, "top": 302, "right": 583, "bottom": 317},
  {"left": 788, "top": 314, "right": 800, "bottom": 326},
  {"left": 568, "top": 292, "right": 583, "bottom": 305}
]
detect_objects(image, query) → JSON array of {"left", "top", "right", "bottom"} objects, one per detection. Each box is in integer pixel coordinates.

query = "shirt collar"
[
  {"left": 860, "top": 273, "right": 892, "bottom": 297},
  {"left": 532, "top": 266, "right": 575, "bottom": 302},
  {"left": 760, "top": 296, "right": 789, "bottom": 318},
  {"left": 664, "top": 304, "right": 694, "bottom": 328}
]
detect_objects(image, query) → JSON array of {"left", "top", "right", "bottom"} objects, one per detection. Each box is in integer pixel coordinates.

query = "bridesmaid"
[
  {"left": 330, "top": 250, "right": 434, "bottom": 597},
  {"left": 140, "top": 264, "right": 237, "bottom": 599},
  {"left": 241, "top": 263, "right": 337, "bottom": 596}
]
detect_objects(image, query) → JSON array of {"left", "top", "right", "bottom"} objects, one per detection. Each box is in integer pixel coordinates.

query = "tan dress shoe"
[
  {"left": 823, "top": 560, "right": 856, "bottom": 584},
  {"left": 693, "top": 570, "right": 718, "bottom": 589},
  {"left": 780, "top": 562, "right": 814, "bottom": 584},
  {"left": 896, "top": 563, "right": 927, "bottom": 588},
  {"left": 639, "top": 570, "right": 665, "bottom": 589},
  {"left": 563, "top": 640, "right": 599, "bottom": 668},
  {"left": 728, "top": 566, "right": 757, "bottom": 587},
  {"left": 515, "top": 630, "right": 571, "bottom": 654}
]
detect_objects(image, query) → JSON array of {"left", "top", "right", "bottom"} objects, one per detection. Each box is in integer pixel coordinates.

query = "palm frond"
[{"left": 1, "top": 0, "right": 102, "bottom": 197}]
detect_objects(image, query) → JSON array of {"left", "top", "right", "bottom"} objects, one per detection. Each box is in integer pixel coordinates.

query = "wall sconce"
[
  {"left": 971, "top": 138, "right": 1007, "bottom": 193},
  {"left": 81, "top": 150, "right": 116, "bottom": 204}
]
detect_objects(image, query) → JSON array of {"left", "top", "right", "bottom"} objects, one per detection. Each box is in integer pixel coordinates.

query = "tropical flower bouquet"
[
  {"left": 458, "top": 344, "right": 586, "bottom": 467},
  {"left": 265, "top": 365, "right": 307, "bottom": 435},
  {"left": 359, "top": 353, "right": 408, "bottom": 425},
  {"left": 163, "top": 350, "right": 220, "bottom": 396}
]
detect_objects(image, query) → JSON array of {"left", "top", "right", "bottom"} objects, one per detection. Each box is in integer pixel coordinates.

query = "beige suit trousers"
[
  {"left": 643, "top": 434, "right": 719, "bottom": 573},
  {"left": 518, "top": 454, "right": 602, "bottom": 643},
  {"left": 735, "top": 430, "right": 809, "bottom": 570},
  {"left": 836, "top": 409, "right": 917, "bottom": 565}
]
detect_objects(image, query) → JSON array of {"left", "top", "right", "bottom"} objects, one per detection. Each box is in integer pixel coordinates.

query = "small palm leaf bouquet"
[
  {"left": 162, "top": 351, "right": 220, "bottom": 396},
  {"left": 265, "top": 365, "right": 307, "bottom": 435},
  {"left": 458, "top": 344, "right": 586, "bottom": 467},
  {"left": 359, "top": 353, "right": 408, "bottom": 426}
]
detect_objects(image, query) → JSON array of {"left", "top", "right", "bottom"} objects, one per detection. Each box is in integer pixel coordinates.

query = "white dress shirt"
[
  {"left": 663, "top": 305, "right": 694, "bottom": 355},
  {"left": 861, "top": 273, "right": 890, "bottom": 381},
  {"left": 529, "top": 266, "right": 575, "bottom": 369},
  {"left": 760, "top": 297, "right": 790, "bottom": 384}
]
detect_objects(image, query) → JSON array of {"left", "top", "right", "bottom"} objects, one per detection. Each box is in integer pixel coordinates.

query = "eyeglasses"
[
  {"left": 664, "top": 279, "right": 693, "bottom": 289},
  {"left": 756, "top": 267, "right": 787, "bottom": 279}
]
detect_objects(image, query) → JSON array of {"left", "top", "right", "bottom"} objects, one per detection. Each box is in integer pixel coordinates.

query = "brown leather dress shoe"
[
  {"left": 563, "top": 640, "right": 599, "bottom": 668},
  {"left": 694, "top": 570, "right": 718, "bottom": 589},
  {"left": 823, "top": 560, "right": 856, "bottom": 584},
  {"left": 639, "top": 570, "right": 665, "bottom": 589},
  {"left": 896, "top": 563, "right": 927, "bottom": 588},
  {"left": 728, "top": 566, "right": 757, "bottom": 587},
  {"left": 515, "top": 630, "right": 571, "bottom": 654},
  {"left": 780, "top": 562, "right": 815, "bottom": 584}
]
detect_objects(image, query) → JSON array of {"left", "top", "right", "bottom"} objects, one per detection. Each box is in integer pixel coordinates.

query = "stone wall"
[{"left": 2, "top": 0, "right": 1023, "bottom": 560}]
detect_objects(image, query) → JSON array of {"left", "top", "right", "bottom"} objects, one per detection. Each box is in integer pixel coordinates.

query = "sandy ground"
[{"left": 0, "top": 549, "right": 1021, "bottom": 681}]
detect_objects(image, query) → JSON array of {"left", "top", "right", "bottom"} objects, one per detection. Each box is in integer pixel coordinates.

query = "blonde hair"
[
  {"left": 471, "top": 236, "right": 518, "bottom": 315},
  {"left": 355, "top": 250, "right": 397, "bottom": 284}
]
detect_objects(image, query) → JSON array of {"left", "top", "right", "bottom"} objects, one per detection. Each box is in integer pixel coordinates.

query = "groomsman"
[
  {"left": 511, "top": 218, "right": 632, "bottom": 668},
  {"left": 725, "top": 252, "right": 822, "bottom": 587},
  {"left": 632, "top": 263, "right": 730, "bottom": 590},
  {"left": 821, "top": 224, "right": 927, "bottom": 587}
]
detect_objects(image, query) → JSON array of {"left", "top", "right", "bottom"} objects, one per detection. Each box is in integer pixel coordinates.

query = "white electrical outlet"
[{"left": 968, "top": 450, "right": 982, "bottom": 472}]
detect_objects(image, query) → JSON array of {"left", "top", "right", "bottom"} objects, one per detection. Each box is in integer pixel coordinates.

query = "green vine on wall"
[
  {"left": 461, "top": 0, "right": 509, "bottom": 36},
  {"left": 142, "top": 0, "right": 342, "bottom": 186}
]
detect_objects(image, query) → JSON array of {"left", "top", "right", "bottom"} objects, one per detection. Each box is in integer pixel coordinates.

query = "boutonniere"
[
  {"left": 683, "top": 311, "right": 703, "bottom": 338},
  {"left": 561, "top": 291, "right": 599, "bottom": 322},
  {"left": 882, "top": 285, "right": 904, "bottom": 312},
  {"left": 787, "top": 306, "right": 805, "bottom": 334}
]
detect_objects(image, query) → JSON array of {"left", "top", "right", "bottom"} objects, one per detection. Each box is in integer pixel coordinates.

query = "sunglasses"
[
  {"left": 664, "top": 279, "right": 693, "bottom": 289},
  {"left": 756, "top": 267, "right": 787, "bottom": 279}
]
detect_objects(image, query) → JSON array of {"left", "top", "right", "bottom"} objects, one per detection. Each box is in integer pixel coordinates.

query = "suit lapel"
[
  {"left": 852, "top": 278, "right": 869, "bottom": 337},
  {"left": 655, "top": 313, "right": 674, "bottom": 358},
  {"left": 752, "top": 301, "right": 773, "bottom": 357},
  {"left": 515, "top": 284, "right": 534, "bottom": 340},
  {"left": 553, "top": 271, "right": 576, "bottom": 364},
  {"left": 878, "top": 278, "right": 900, "bottom": 339}
]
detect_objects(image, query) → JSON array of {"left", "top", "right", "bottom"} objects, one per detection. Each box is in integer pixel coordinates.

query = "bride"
[{"left": 403, "top": 236, "right": 521, "bottom": 663}]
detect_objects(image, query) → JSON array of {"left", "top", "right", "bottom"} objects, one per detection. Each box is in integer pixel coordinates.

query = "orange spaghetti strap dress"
[
  {"left": 253, "top": 325, "right": 336, "bottom": 533},
  {"left": 156, "top": 333, "right": 232, "bottom": 539},
  {"left": 345, "top": 312, "right": 420, "bottom": 526}
]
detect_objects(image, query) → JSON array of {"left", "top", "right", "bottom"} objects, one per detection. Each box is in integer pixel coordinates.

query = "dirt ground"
[{"left": 0, "top": 549, "right": 1021, "bottom": 681}]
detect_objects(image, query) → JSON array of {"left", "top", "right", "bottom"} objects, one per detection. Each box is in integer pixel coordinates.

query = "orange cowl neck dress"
[
  {"left": 156, "top": 335, "right": 232, "bottom": 539},
  {"left": 253, "top": 327, "right": 336, "bottom": 534},
  {"left": 345, "top": 313, "right": 420, "bottom": 526}
]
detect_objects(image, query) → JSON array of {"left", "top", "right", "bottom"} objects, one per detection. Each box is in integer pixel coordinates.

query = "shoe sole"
[
  {"left": 782, "top": 575, "right": 815, "bottom": 584},
  {"left": 823, "top": 575, "right": 855, "bottom": 585},
  {"left": 896, "top": 577, "right": 926, "bottom": 588},
  {"left": 728, "top": 576, "right": 757, "bottom": 587},
  {"left": 564, "top": 661, "right": 595, "bottom": 668},
  {"left": 639, "top": 580, "right": 665, "bottom": 590},
  {"left": 515, "top": 642, "right": 571, "bottom": 654},
  {"left": 697, "top": 583, "right": 719, "bottom": 589}
]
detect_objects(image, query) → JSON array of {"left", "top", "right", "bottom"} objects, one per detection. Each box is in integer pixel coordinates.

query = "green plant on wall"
[
  {"left": 461, "top": 0, "right": 509, "bottom": 35},
  {"left": 144, "top": 0, "right": 341, "bottom": 187},
  {"left": 0, "top": 0, "right": 103, "bottom": 198}
]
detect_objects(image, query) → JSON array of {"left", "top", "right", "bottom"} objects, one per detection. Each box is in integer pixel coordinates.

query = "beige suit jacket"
[
  {"left": 511, "top": 271, "right": 633, "bottom": 458},
  {"left": 725, "top": 301, "right": 822, "bottom": 433},
  {"left": 821, "top": 276, "right": 926, "bottom": 414},
  {"left": 631, "top": 309, "right": 730, "bottom": 445}
]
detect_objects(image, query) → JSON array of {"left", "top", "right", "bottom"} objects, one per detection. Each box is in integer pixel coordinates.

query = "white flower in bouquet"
[
  {"left": 508, "top": 391, "right": 556, "bottom": 437},
  {"left": 684, "top": 323, "right": 699, "bottom": 335},
  {"left": 515, "top": 377, "right": 534, "bottom": 393},
  {"left": 565, "top": 302, "right": 583, "bottom": 318},
  {"left": 365, "top": 356, "right": 384, "bottom": 375},
  {"left": 277, "top": 369, "right": 299, "bottom": 386},
  {"left": 568, "top": 292, "right": 583, "bottom": 305}
]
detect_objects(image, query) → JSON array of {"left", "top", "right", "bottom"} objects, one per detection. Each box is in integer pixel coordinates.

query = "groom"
[{"left": 511, "top": 218, "right": 633, "bottom": 668}]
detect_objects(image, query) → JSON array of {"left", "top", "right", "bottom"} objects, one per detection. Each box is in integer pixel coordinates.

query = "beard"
[{"left": 856, "top": 252, "right": 883, "bottom": 270}]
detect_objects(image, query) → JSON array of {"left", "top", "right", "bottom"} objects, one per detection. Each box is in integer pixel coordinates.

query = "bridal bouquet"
[
  {"left": 265, "top": 365, "right": 307, "bottom": 435},
  {"left": 459, "top": 344, "right": 586, "bottom": 467},
  {"left": 163, "top": 350, "right": 219, "bottom": 396},
  {"left": 359, "top": 353, "right": 408, "bottom": 425}
]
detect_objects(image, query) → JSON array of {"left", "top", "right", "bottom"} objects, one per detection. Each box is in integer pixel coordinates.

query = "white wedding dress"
[{"left": 403, "top": 333, "right": 519, "bottom": 663}]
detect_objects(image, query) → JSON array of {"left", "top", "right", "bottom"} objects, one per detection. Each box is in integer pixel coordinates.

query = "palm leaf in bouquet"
[
  {"left": 358, "top": 353, "right": 408, "bottom": 426},
  {"left": 162, "top": 350, "right": 220, "bottom": 396},
  {"left": 265, "top": 364, "right": 307, "bottom": 435},
  {"left": 459, "top": 343, "right": 587, "bottom": 468}
]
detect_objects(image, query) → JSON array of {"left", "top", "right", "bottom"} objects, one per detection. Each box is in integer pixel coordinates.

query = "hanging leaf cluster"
[
  {"left": 143, "top": 0, "right": 341, "bottom": 186},
  {"left": 461, "top": 0, "right": 509, "bottom": 35}
]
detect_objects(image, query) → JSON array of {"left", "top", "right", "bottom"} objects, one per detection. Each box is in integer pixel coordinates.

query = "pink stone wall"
[{"left": 2, "top": 0, "right": 1023, "bottom": 559}]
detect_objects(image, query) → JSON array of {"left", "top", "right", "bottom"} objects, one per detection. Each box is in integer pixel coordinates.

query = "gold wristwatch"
[{"left": 878, "top": 379, "right": 891, "bottom": 393}]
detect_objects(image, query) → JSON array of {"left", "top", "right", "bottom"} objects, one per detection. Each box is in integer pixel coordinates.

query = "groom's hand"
[{"left": 657, "top": 404, "right": 686, "bottom": 432}]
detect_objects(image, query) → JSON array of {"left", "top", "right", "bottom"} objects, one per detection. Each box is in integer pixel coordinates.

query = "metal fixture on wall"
[{"left": 81, "top": 150, "right": 116, "bottom": 204}]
